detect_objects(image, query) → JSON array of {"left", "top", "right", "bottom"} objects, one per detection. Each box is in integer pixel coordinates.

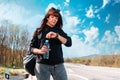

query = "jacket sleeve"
[
  {"left": 59, "top": 29, "right": 72, "bottom": 47},
  {"left": 29, "top": 36, "right": 39, "bottom": 53}
]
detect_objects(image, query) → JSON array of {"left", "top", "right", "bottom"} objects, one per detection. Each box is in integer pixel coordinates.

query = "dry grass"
[{"left": 65, "top": 54, "right": 120, "bottom": 68}]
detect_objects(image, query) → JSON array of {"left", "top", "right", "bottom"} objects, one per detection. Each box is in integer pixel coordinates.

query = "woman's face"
[{"left": 46, "top": 15, "right": 58, "bottom": 28}]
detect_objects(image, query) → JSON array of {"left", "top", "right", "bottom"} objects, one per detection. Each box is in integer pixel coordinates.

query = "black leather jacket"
[{"left": 30, "top": 25, "right": 72, "bottom": 65}]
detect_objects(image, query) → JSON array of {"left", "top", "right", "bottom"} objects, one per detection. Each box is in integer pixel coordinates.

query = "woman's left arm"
[
  {"left": 57, "top": 30, "right": 72, "bottom": 47},
  {"left": 46, "top": 30, "right": 72, "bottom": 47}
]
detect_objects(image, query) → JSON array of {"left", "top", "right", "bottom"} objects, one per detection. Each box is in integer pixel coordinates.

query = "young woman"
[{"left": 30, "top": 7, "right": 72, "bottom": 80}]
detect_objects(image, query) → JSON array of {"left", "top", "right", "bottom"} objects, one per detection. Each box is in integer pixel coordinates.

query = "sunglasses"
[{"left": 51, "top": 7, "right": 60, "bottom": 12}]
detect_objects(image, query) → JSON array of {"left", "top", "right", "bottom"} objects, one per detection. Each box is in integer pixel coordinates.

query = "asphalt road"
[
  {"left": 65, "top": 63, "right": 120, "bottom": 80},
  {"left": 9, "top": 63, "right": 120, "bottom": 80}
]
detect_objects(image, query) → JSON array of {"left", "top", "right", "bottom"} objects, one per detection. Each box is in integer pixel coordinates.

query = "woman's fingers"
[
  {"left": 41, "top": 45, "right": 50, "bottom": 52},
  {"left": 46, "top": 32, "right": 57, "bottom": 38}
]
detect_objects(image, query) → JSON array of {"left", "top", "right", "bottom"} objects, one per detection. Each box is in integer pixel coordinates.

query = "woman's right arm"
[
  {"left": 30, "top": 37, "right": 47, "bottom": 55},
  {"left": 32, "top": 46, "right": 48, "bottom": 54}
]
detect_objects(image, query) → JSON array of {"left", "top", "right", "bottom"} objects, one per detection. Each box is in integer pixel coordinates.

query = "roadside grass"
[{"left": 65, "top": 54, "right": 120, "bottom": 68}]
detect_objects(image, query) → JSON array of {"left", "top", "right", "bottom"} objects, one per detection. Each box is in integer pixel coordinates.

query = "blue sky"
[{"left": 0, "top": 0, "right": 120, "bottom": 58}]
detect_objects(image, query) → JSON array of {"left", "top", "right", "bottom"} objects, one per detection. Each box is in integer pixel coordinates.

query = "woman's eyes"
[{"left": 50, "top": 16, "right": 58, "bottom": 19}]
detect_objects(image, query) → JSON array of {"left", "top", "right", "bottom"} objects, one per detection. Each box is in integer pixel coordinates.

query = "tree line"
[{"left": 0, "top": 20, "right": 31, "bottom": 68}]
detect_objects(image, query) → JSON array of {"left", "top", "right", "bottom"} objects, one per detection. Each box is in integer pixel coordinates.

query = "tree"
[{"left": 0, "top": 20, "right": 31, "bottom": 67}]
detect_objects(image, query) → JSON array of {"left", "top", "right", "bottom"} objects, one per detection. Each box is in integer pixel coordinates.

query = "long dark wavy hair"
[{"left": 33, "top": 7, "right": 63, "bottom": 37}]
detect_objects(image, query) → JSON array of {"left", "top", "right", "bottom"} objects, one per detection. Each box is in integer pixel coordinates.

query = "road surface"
[
  {"left": 65, "top": 63, "right": 120, "bottom": 80},
  {"left": 9, "top": 63, "right": 120, "bottom": 80}
]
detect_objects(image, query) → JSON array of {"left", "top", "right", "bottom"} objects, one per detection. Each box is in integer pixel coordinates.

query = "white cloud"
[
  {"left": 83, "top": 26, "right": 99, "bottom": 44},
  {"left": 97, "top": 28, "right": 120, "bottom": 54},
  {"left": 97, "top": 14, "right": 101, "bottom": 19},
  {"left": 62, "top": 11, "right": 100, "bottom": 58},
  {"left": 105, "top": 14, "right": 110, "bottom": 23},
  {"left": 115, "top": 26, "right": 120, "bottom": 41},
  {"left": 90, "top": 21, "right": 94, "bottom": 25},
  {"left": 66, "top": 0, "right": 70, "bottom": 3},
  {"left": 102, "top": 0, "right": 110, "bottom": 8},
  {"left": 0, "top": 3, "right": 43, "bottom": 30},
  {"left": 63, "top": 10, "right": 80, "bottom": 34},
  {"left": 0, "top": 3, "right": 40, "bottom": 24},
  {"left": 25, "top": 15, "right": 43, "bottom": 27},
  {"left": 0, "top": 3, "right": 30, "bottom": 24},
  {"left": 63, "top": 35, "right": 99, "bottom": 58},
  {"left": 64, "top": 10, "right": 70, "bottom": 16},
  {"left": 102, "top": 30, "right": 118, "bottom": 44},
  {"left": 94, "top": 0, "right": 110, "bottom": 13},
  {"left": 64, "top": 0, "right": 70, "bottom": 6},
  {"left": 86, "top": 5, "right": 95, "bottom": 18}
]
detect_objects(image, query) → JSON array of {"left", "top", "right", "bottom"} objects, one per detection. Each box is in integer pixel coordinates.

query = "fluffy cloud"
[
  {"left": 83, "top": 26, "right": 99, "bottom": 44},
  {"left": 86, "top": 0, "right": 110, "bottom": 19},
  {"left": 64, "top": 0, "right": 70, "bottom": 6},
  {"left": 63, "top": 35, "right": 99, "bottom": 58},
  {"left": 60, "top": 8, "right": 100, "bottom": 57},
  {"left": 94, "top": 0, "right": 110, "bottom": 15},
  {"left": 0, "top": 3, "right": 43, "bottom": 33},
  {"left": 86, "top": 5, "right": 95, "bottom": 18},
  {"left": 0, "top": 3, "right": 42, "bottom": 26},
  {"left": 63, "top": 10, "right": 80, "bottom": 34},
  {"left": 115, "top": 26, "right": 120, "bottom": 41},
  {"left": 102, "top": 0, "right": 110, "bottom": 8},
  {"left": 96, "top": 14, "right": 101, "bottom": 19},
  {"left": 102, "top": 30, "right": 118, "bottom": 44},
  {"left": 0, "top": 3, "right": 30, "bottom": 24},
  {"left": 97, "top": 26, "right": 120, "bottom": 54},
  {"left": 105, "top": 14, "right": 110, "bottom": 23},
  {"left": 64, "top": 25, "right": 120, "bottom": 58}
]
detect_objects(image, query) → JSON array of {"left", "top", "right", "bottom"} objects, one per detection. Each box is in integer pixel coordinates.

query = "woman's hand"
[
  {"left": 46, "top": 31, "right": 58, "bottom": 39},
  {"left": 33, "top": 45, "right": 50, "bottom": 54},
  {"left": 46, "top": 31, "right": 67, "bottom": 45}
]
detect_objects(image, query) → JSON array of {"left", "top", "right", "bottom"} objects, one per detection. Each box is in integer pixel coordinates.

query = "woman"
[{"left": 30, "top": 7, "right": 72, "bottom": 80}]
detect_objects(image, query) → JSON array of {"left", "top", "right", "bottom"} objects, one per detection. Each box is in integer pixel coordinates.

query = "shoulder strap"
[{"left": 37, "top": 32, "right": 42, "bottom": 39}]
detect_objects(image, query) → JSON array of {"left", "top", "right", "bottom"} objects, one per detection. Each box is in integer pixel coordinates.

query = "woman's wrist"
[
  {"left": 33, "top": 48, "right": 39, "bottom": 54},
  {"left": 55, "top": 33, "right": 59, "bottom": 38}
]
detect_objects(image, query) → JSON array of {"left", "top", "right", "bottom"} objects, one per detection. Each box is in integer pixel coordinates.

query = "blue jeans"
[{"left": 35, "top": 63, "right": 68, "bottom": 80}]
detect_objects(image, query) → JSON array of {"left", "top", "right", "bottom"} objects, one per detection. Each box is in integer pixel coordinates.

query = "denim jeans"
[{"left": 35, "top": 63, "right": 68, "bottom": 80}]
